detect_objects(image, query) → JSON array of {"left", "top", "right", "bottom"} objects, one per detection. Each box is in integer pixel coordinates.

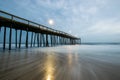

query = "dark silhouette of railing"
[{"left": 0, "top": 10, "right": 81, "bottom": 50}]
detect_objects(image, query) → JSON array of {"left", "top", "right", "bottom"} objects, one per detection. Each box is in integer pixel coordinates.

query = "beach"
[{"left": 0, "top": 45, "right": 120, "bottom": 80}]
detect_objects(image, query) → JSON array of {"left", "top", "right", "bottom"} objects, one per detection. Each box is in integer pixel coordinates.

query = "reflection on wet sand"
[
  {"left": 45, "top": 53, "right": 56, "bottom": 80},
  {"left": 0, "top": 45, "right": 120, "bottom": 80}
]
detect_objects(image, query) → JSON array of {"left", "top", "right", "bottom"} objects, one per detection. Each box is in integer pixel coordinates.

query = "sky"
[{"left": 0, "top": 0, "right": 120, "bottom": 43}]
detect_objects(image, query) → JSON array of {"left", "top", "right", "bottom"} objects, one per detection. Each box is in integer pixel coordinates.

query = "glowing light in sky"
[{"left": 48, "top": 19, "right": 54, "bottom": 26}]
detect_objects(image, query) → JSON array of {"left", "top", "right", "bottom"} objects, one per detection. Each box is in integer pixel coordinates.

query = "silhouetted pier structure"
[{"left": 0, "top": 10, "right": 81, "bottom": 50}]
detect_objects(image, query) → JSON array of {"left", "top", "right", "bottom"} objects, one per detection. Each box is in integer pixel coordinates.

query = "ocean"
[{"left": 0, "top": 44, "right": 120, "bottom": 80}]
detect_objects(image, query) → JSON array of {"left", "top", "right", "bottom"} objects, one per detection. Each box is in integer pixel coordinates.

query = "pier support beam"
[
  {"left": 61, "top": 37, "right": 63, "bottom": 45},
  {"left": 50, "top": 35, "right": 52, "bottom": 46},
  {"left": 19, "top": 30, "right": 22, "bottom": 48},
  {"left": 9, "top": 27, "right": 12, "bottom": 50},
  {"left": 33, "top": 33, "right": 36, "bottom": 47},
  {"left": 41, "top": 34, "right": 43, "bottom": 47},
  {"left": 46, "top": 34, "right": 48, "bottom": 47},
  {"left": 40, "top": 33, "right": 42, "bottom": 47},
  {"left": 42, "top": 34, "right": 45, "bottom": 47},
  {"left": 60, "top": 36, "right": 62, "bottom": 45},
  {"left": 54, "top": 35, "right": 56, "bottom": 46},
  {"left": 56, "top": 36, "right": 58, "bottom": 45},
  {"left": 37, "top": 33, "right": 39, "bottom": 47},
  {"left": 3, "top": 27, "right": 6, "bottom": 50},
  {"left": 52, "top": 35, "right": 54, "bottom": 46},
  {"left": 59, "top": 36, "right": 61, "bottom": 45},
  {"left": 26, "top": 28, "right": 28, "bottom": 48},
  {"left": 31, "top": 32, "right": 33, "bottom": 47},
  {"left": 15, "top": 29, "right": 17, "bottom": 48}
]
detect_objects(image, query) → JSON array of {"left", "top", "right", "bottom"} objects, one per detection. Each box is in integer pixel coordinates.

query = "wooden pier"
[{"left": 0, "top": 10, "right": 81, "bottom": 50}]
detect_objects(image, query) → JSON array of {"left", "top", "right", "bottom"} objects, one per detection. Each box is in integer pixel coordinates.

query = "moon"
[{"left": 48, "top": 19, "right": 54, "bottom": 25}]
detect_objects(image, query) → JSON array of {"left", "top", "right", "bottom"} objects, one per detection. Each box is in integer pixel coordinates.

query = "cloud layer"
[{"left": 0, "top": 0, "right": 120, "bottom": 42}]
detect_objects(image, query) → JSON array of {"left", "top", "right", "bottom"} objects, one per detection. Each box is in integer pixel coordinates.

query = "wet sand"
[{"left": 0, "top": 45, "right": 120, "bottom": 80}]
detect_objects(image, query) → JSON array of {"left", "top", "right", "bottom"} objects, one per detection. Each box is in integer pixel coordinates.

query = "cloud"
[
  {"left": 10, "top": 0, "right": 120, "bottom": 42},
  {"left": 96, "top": 0, "right": 107, "bottom": 6},
  {"left": 13, "top": 0, "right": 106, "bottom": 22},
  {"left": 80, "top": 6, "right": 98, "bottom": 15},
  {"left": 81, "top": 18, "right": 120, "bottom": 36}
]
